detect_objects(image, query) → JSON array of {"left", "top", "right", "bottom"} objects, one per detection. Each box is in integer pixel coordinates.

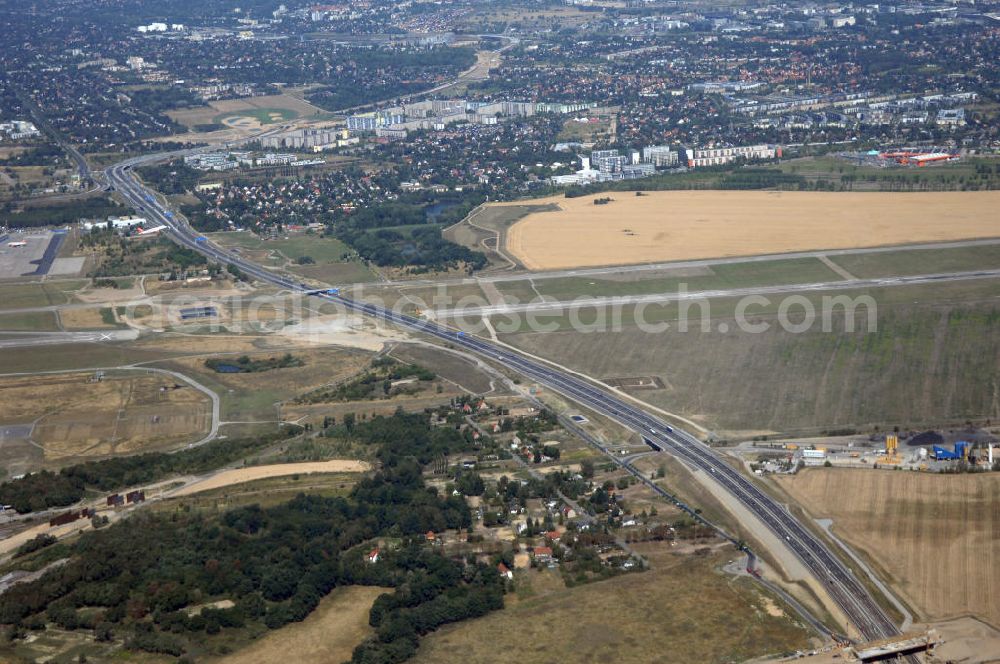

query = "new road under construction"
[{"left": 105, "top": 148, "right": 905, "bottom": 647}]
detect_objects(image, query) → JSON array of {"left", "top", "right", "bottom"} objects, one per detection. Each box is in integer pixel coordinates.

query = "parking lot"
[{"left": 0, "top": 230, "right": 66, "bottom": 279}]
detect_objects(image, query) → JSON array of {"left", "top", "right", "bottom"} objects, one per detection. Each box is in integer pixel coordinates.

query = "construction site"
[
  {"left": 740, "top": 427, "right": 998, "bottom": 476},
  {"left": 840, "top": 148, "right": 963, "bottom": 169}
]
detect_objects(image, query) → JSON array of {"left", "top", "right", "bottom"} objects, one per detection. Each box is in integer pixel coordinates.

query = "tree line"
[
  {"left": 0, "top": 429, "right": 300, "bottom": 513},
  {"left": 0, "top": 411, "right": 505, "bottom": 663}
]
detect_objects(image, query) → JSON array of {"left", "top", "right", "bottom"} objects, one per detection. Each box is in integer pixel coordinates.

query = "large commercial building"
[
  {"left": 184, "top": 153, "right": 238, "bottom": 171},
  {"left": 80, "top": 216, "right": 147, "bottom": 231},
  {"left": 0, "top": 120, "right": 40, "bottom": 140},
  {"left": 642, "top": 145, "right": 679, "bottom": 167},
  {"left": 685, "top": 144, "right": 781, "bottom": 167},
  {"left": 550, "top": 150, "right": 656, "bottom": 186},
  {"left": 346, "top": 110, "right": 405, "bottom": 132},
  {"left": 260, "top": 127, "right": 350, "bottom": 150},
  {"left": 592, "top": 150, "right": 629, "bottom": 174}
]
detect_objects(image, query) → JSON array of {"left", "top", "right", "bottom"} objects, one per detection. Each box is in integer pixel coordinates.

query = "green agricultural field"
[
  {"left": 827, "top": 243, "right": 1000, "bottom": 279},
  {"left": 778, "top": 155, "right": 1000, "bottom": 191},
  {"left": 490, "top": 279, "right": 539, "bottom": 303},
  {"left": 490, "top": 278, "right": 1000, "bottom": 435},
  {"left": 209, "top": 232, "right": 372, "bottom": 283},
  {"left": 360, "top": 282, "right": 490, "bottom": 311},
  {"left": 0, "top": 280, "right": 86, "bottom": 310},
  {"left": 271, "top": 235, "right": 357, "bottom": 265},
  {"left": 0, "top": 310, "right": 60, "bottom": 331},
  {"left": 0, "top": 342, "right": 187, "bottom": 374},
  {"left": 525, "top": 257, "right": 843, "bottom": 301},
  {"left": 289, "top": 261, "right": 375, "bottom": 285}
]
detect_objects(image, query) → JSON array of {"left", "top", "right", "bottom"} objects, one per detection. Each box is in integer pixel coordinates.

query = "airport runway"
[
  {"left": 364, "top": 237, "right": 1000, "bottom": 289},
  {"left": 425, "top": 268, "right": 1000, "bottom": 318},
  {"left": 0, "top": 330, "right": 138, "bottom": 348}
]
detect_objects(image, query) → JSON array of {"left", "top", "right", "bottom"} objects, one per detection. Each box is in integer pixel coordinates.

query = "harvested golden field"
[
  {"left": 503, "top": 191, "right": 1000, "bottom": 270},
  {"left": 773, "top": 469, "right": 1000, "bottom": 626},
  {"left": 172, "top": 460, "right": 371, "bottom": 496},
  {"left": 216, "top": 585, "right": 388, "bottom": 664},
  {"left": 0, "top": 372, "right": 211, "bottom": 464},
  {"left": 413, "top": 546, "right": 812, "bottom": 664}
]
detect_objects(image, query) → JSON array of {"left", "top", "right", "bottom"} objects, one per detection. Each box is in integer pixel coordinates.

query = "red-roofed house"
[
  {"left": 532, "top": 546, "right": 553, "bottom": 563},
  {"left": 366, "top": 548, "right": 380, "bottom": 564},
  {"left": 497, "top": 562, "right": 514, "bottom": 580}
]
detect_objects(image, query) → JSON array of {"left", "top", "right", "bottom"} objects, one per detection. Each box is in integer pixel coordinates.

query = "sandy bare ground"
[
  {"left": 277, "top": 314, "right": 410, "bottom": 351},
  {"left": 220, "top": 116, "right": 261, "bottom": 130},
  {"left": 216, "top": 585, "right": 388, "bottom": 664},
  {"left": 0, "top": 519, "right": 96, "bottom": 557},
  {"left": 503, "top": 191, "right": 1000, "bottom": 270},
  {"left": 773, "top": 468, "right": 1000, "bottom": 627},
  {"left": 0, "top": 372, "right": 211, "bottom": 460},
  {"left": 172, "top": 460, "right": 371, "bottom": 496}
]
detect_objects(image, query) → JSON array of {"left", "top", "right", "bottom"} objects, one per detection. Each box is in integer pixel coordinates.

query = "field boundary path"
[{"left": 818, "top": 255, "right": 858, "bottom": 281}]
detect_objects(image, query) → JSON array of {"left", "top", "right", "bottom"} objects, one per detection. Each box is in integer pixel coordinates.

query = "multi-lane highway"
[{"left": 105, "top": 157, "right": 902, "bottom": 644}]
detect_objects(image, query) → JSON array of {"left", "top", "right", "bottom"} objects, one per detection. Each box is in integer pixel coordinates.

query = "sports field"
[
  {"left": 503, "top": 191, "right": 1000, "bottom": 270},
  {"left": 166, "top": 93, "right": 325, "bottom": 131},
  {"left": 773, "top": 468, "right": 1000, "bottom": 626}
]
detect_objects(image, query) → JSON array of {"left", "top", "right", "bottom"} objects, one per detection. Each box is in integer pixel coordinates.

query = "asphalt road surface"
[{"left": 0, "top": 329, "right": 139, "bottom": 348}]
